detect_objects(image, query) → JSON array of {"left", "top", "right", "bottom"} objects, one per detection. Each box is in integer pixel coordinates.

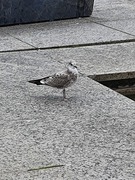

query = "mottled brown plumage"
[{"left": 28, "top": 61, "right": 78, "bottom": 99}]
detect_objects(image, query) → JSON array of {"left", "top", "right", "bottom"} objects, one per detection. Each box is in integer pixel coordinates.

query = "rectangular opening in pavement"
[{"left": 89, "top": 71, "right": 135, "bottom": 101}]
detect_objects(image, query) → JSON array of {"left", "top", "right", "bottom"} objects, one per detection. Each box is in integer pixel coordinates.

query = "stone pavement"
[{"left": 0, "top": 0, "right": 135, "bottom": 179}]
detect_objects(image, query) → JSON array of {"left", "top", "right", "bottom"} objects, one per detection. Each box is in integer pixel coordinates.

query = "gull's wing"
[
  {"left": 28, "top": 71, "right": 72, "bottom": 88},
  {"left": 40, "top": 71, "right": 71, "bottom": 88}
]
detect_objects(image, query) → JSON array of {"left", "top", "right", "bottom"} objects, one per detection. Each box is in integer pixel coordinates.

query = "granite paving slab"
[
  {"left": 1, "top": 41, "right": 135, "bottom": 82},
  {"left": 34, "top": 42, "right": 135, "bottom": 77},
  {"left": 0, "top": 50, "right": 135, "bottom": 179},
  {"left": 0, "top": 30, "right": 34, "bottom": 52},
  {"left": 92, "top": 0, "right": 135, "bottom": 22},
  {"left": 99, "top": 19, "right": 135, "bottom": 37},
  {"left": 0, "top": 0, "right": 135, "bottom": 179},
  {"left": 0, "top": 18, "right": 134, "bottom": 50}
]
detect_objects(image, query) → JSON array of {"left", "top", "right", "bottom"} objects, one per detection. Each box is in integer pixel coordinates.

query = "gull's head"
[{"left": 67, "top": 61, "right": 78, "bottom": 74}]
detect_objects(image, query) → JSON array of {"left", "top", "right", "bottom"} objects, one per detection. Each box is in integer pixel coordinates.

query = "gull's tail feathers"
[{"left": 28, "top": 78, "right": 43, "bottom": 85}]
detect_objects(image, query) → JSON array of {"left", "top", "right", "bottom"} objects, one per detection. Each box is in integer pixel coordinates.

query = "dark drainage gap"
[
  {"left": 99, "top": 78, "right": 135, "bottom": 100},
  {"left": 89, "top": 73, "right": 135, "bottom": 101}
]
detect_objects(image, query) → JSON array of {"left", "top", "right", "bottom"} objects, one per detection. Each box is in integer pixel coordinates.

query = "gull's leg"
[{"left": 63, "top": 89, "right": 66, "bottom": 99}]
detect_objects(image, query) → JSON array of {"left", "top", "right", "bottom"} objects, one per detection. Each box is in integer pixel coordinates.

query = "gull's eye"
[{"left": 69, "top": 62, "right": 72, "bottom": 66}]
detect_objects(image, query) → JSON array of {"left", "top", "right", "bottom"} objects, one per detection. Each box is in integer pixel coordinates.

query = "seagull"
[{"left": 28, "top": 61, "right": 78, "bottom": 99}]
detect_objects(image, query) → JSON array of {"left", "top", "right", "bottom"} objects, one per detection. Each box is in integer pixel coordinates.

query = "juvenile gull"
[{"left": 28, "top": 61, "right": 78, "bottom": 99}]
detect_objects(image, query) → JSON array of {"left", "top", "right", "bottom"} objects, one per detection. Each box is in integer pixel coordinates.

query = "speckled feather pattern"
[
  {"left": 28, "top": 61, "right": 78, "bottom": 93},
  {"left": 40, "top": 70, "right": 77, "bottom": 89}
]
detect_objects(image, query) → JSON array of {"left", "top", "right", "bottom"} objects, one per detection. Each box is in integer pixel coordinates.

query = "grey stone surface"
[
  {"left": 90, "top": 71, "right": 135, "bottom": 82},
  {"left": 0, "top": 18, "right": 134, "bottom": 50},
  {"left": 101, "top": 19, "right": 135, "bottom": 37},
  {"left": 0, "top": 0, "right": 135, "bottom": 179},
  {"left": 0, "top": 0, "right": 135, "bottom": 52},
  {"left": 0, "top": 30, "right": 33, "bottom": 51},
  {"left": 92, "top": 0, "right": 135, "bottom": 22},
  {"left": 0, "top": 50, "right": 135, "bottom": 179},
  {"left": 30, "top": 42, "right": 135, "bottom": 77}
]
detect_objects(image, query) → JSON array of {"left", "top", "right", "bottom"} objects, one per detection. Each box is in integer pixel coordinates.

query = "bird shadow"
[
  {"left": 29, "top": 93, "right": 77, "bottom": 106},
  {"left": 31, "top": 94, "right": 62, "bottom": 102}
]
